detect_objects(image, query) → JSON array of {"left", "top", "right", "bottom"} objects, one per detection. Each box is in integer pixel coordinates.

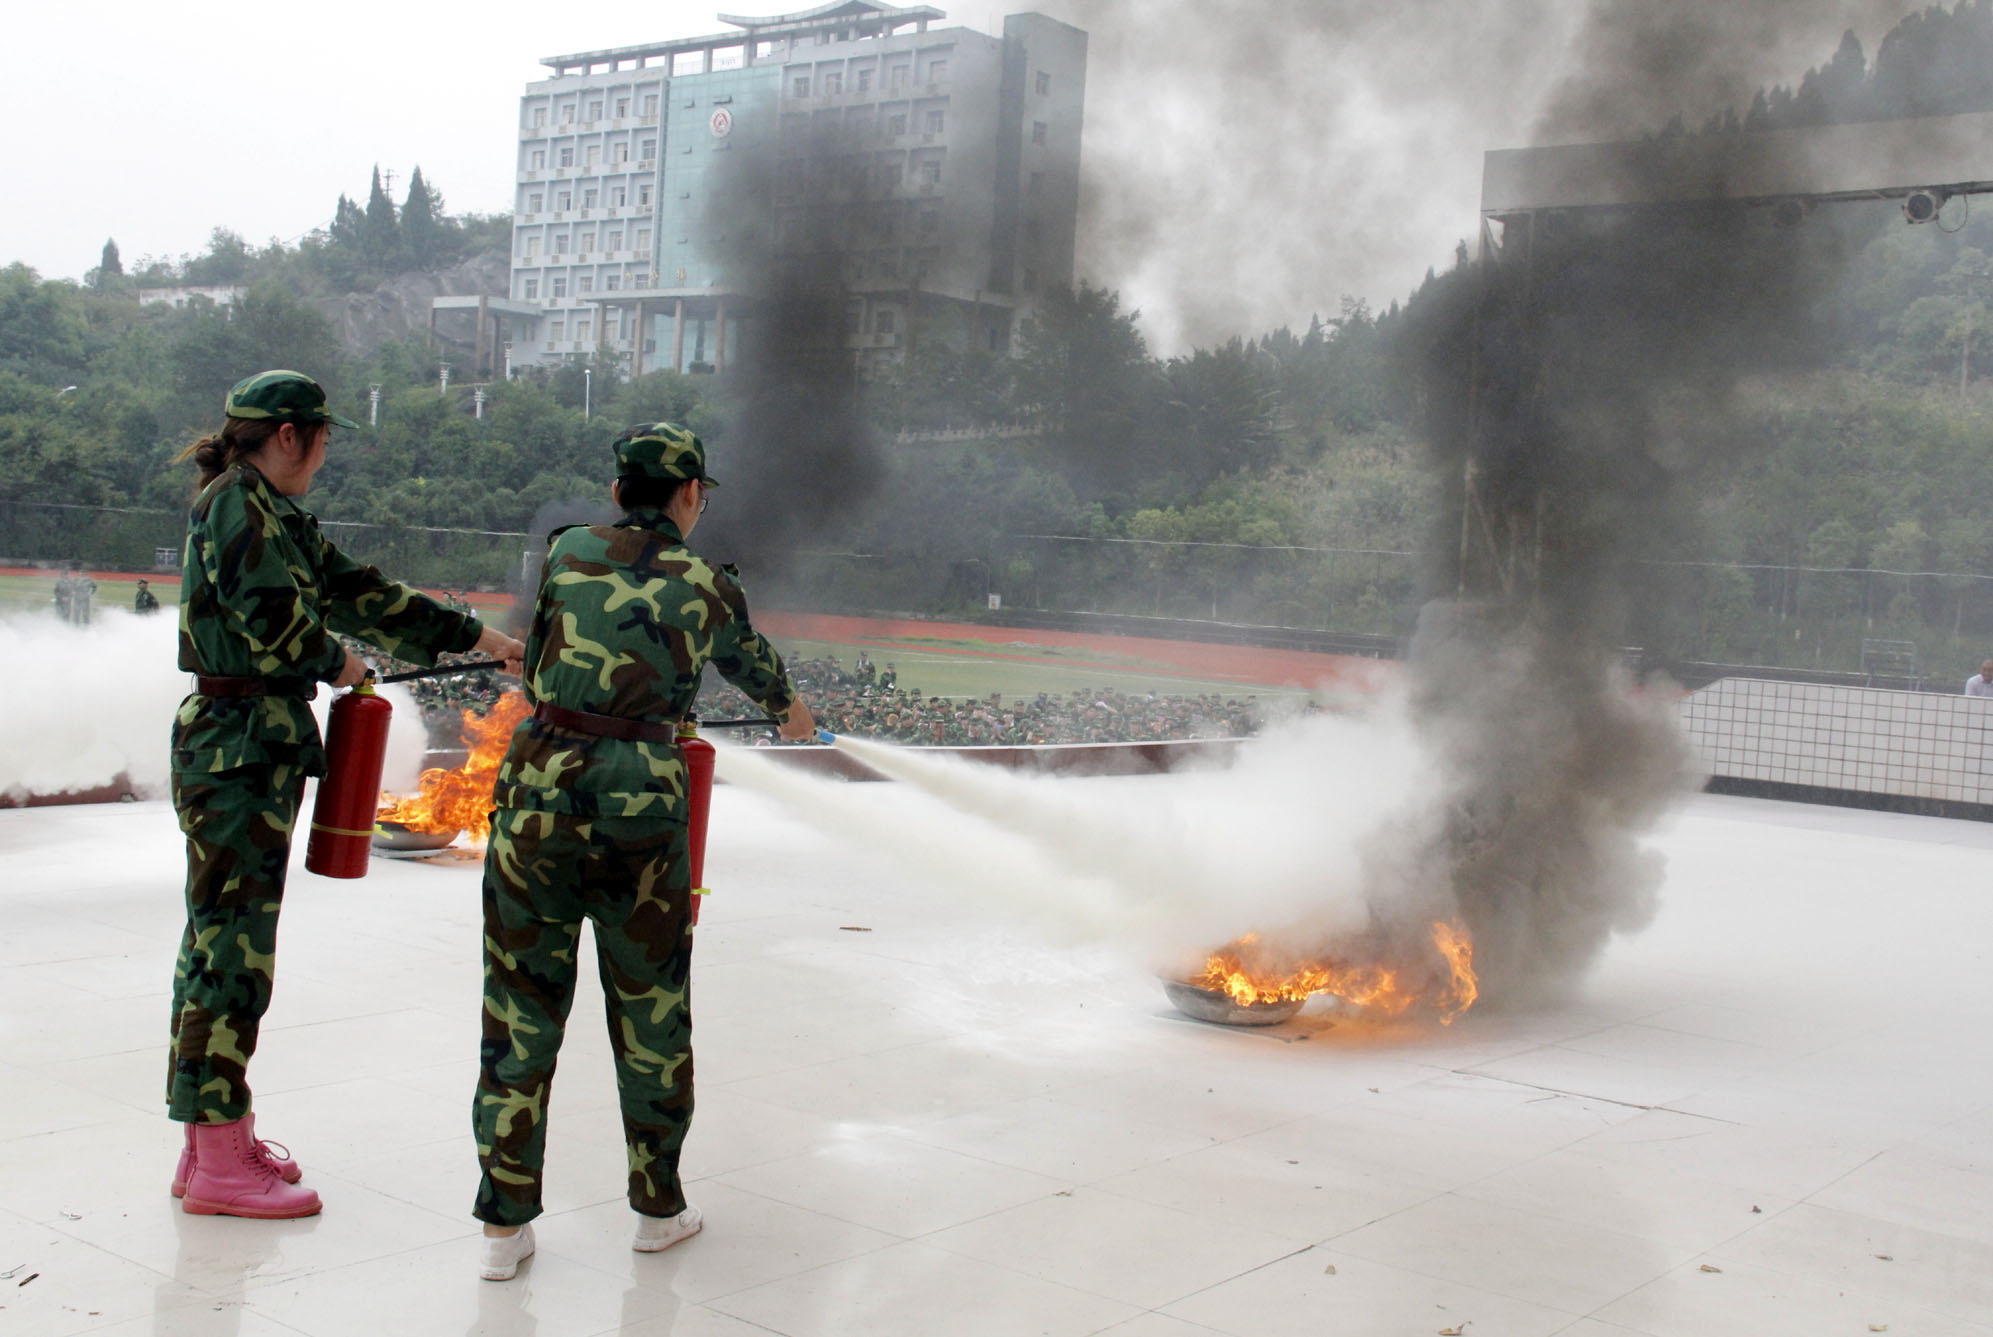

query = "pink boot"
[
  {"left": 172, "top": 1115, "right": 302, "bottom": 1197},
  {"left": 181, "top": 1117, "right": 322, "bottom": 1218}
]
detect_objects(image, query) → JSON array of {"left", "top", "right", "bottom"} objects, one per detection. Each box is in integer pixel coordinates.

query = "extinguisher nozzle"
[{"left": 816, "top": 729, "right": 836, "bottom": 745}]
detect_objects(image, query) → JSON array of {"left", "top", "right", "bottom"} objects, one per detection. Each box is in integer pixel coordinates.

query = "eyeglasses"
[{"left": 698, "top": 487, "right": 710, "bottom": 514}]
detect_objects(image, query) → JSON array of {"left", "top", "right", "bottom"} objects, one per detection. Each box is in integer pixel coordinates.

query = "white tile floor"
[{"left": 2, "top": 788, "right": 1991, "bottom": 1337}]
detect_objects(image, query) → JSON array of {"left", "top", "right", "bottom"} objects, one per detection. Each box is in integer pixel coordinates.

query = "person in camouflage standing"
[
  {"left": 168, "top": 369, "right": 524, "bottom": 1219},
  {"left": 473, "top": 422, "right": 815, "bottom": 1281}
]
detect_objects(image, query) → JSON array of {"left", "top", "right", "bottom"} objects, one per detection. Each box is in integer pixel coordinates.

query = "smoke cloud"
[
  {"left": 935, "top": 0, "right": 1908, "bottom": 351},
  {"left": 688, "top": 116, "right": 885, "bottom": 575}
]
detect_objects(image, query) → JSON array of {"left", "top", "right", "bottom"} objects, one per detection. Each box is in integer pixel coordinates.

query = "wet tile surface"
[{"left": 2, "top": 790, "right": 1990, "bottom": 1335}]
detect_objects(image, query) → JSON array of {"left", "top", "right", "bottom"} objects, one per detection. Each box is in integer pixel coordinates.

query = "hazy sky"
[{"left": 3, "top": 1, "right": 1908, "bottom": 352}]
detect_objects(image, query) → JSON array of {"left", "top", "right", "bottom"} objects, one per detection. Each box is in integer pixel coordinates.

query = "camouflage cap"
[
  {"left": 224, "top": 370, "right": 360, "bottom": 430},
  {"left": 613, "top": 422, "right": 719, "bottom": 487}
]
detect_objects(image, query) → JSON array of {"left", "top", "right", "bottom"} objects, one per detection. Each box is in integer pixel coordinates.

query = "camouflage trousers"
[
  {"left": 166, "top": 762, "right": 305, "bottom": 1124},
  {"left": 474, "top": 808, "right": 696, "bottom": 1227}
]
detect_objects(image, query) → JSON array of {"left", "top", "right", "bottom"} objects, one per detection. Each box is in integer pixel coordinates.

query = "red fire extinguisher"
[
  {"left": 679, "top": 720, "right": 716, "bottom": 925},
  {"left": 306, "top": 676, "right": 393, "bottom": 879}
]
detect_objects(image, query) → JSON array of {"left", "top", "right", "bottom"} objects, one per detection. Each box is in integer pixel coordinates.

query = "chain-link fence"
[
  {"left": 10, "top": 500, "right": 1993, "bottom": 686},
  {"left": 0, "top": 501, "right": 532, "bottom": 596}
]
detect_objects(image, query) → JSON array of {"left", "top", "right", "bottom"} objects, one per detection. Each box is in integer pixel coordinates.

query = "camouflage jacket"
[
  {"left": 172, "top": 464, "right": 483, "bottom": 777},
  {"left": 491, "top": 509, "right": 797, "bottom": 820}
]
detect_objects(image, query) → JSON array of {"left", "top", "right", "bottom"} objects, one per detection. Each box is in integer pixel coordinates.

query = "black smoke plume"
[
  {"left": 687, "top": 117, "right": 884, "bottom": 577},
  {"left": 1383, "top": 9, "right": 1899, "bottom": 1005}
]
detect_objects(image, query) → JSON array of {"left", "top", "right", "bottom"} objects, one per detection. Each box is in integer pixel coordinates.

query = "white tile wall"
[{"left": 1681, "top": 677, "right": 1993, "bottom": 805}]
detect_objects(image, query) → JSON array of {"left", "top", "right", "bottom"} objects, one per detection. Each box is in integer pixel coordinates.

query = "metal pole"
[
  {"left": 584, "top": 366, "right": 592, "bottom": 418},
  {"left": 368, "top": 384, "right": 382, "bottom": 427},
  {"left": 438, "top": 362, "right": 452, "bottom": 396}
]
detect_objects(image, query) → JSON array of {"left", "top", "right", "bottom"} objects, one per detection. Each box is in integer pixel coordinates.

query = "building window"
[
  {"left": 533, "top": 107, "right": 546, "bottom": 127},
  {"left": 611, "top": 187, "right": 626, "bottom": 207},
  {"left": 562, "top": 105, "right": 575, "bottom": 123},
  {"left": 523, "top": 279, "right": 539, "bottom": 299},
  {"left": 857, "top": 68, "right": 873, "bottom": 91},
  {"left": 638, "top": 185, "right": 653, "bottom": 206},
  {"left": 528, "top": 192, "right": 543, "bottom": 212},
  {"left": 888, "top": 63, "right": 908, "bottom": 89},
  {"left": 578, "top": 276, "right": 594, "bottom": 294},
  {"left": 552, "top": 320, "right": 565, "bottom": 341},
  {"left": 531, "top": 150, "right": 546, "bottom": 170},
  {"left": 636, "top": 228, "right": 651, "bottom": 249},
  {"left": 616, "top": 98, "right": 629, "bottom": 118},
  {"left": 882, "top": 161, "right": 903, "bottom": 189},
  {"left": 888, "top": 112, "right": 907, "bottom": 136},
  {"left": 587, "top": 101, "right": 602, "bottom": 120},
  {"left": 825, "top": 72, "right": 843, "bottom": 94},
  {"left": 585, "top": 231, "right": 600, "bottom": 251},
  {"left": 919, "top": 207, "right": 939, "bottom": 236},
  {"left": 876, "top": 307, "right": 896, "bottom": 335},
  {"left": 555, "top": 234, "right": 570, "bottom": 253},
  {"left": 557, "top": 192, "right": 571, "bottom": 210},
  {"left": 614, "top": 142, "right": 629, "bottom": 162},
  {"left": 1036, "top": 70, "right": 1051, "bottom": 95},
  {"left": 586, "top": 145, "right": 600, "bottom": 166},
  {"left": 1032, "top": 121, "right": 1048, "bottom": 145},
  {"left": 582, "top": 189, "right": 596, "bottom": 209},
  {"left": 606, "top": 274, "right": 621, "bottom": 291},
  {"left": 552, "top": 278, "right": 567, "bottom": 297},
  {"left": 643, "top": 94, "right": 658, "bottom": 115},
  {"left": 793, "top": 76, "right": 810, "bottom": 98},
  {"left": 640, "top": 139, "right": 656, "bottom": 160},
  {"left": 929, "top": 59, "right": 948, "bottom": 82},
  {"left": 926, "top": 109, "right": 945, "bottom": 135},
  {"left": 923, "top": 158, "right": 942, "bottom": 184},
  {"left": 525, "top": 237, "right": 540, "bottom": 256},
  {"left": 608, "top": 229, "right": 624, "bottom": 250},
  {"left": 559, "top": 146, "right": 575, "bottom": 167}
]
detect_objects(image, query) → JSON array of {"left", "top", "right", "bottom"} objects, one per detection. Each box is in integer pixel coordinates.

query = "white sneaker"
[
  {"left": 632, "top": 1205, "right": 702, "bottom": 1253},
  {"left": 479, "top": 1224, "right": 536, "bottom": 1281}
]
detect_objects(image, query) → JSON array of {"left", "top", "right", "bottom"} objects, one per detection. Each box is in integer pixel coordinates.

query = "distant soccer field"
[{"left": 0, "top": 570, "right": 1380, "bottom": 704}]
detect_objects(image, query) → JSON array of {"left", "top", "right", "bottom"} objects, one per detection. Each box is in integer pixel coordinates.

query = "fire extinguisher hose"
[{"left": 376, "top": 658, "right": 509, "bottom": 685}]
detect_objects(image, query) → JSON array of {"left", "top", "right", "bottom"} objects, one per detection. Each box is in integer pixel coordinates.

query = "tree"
[
  {"left": 363, "top": 166, "right": 401, "bottom": 272},
  {"left": 92, "top": 239, "right": 123, "bottom": 290},
  {"left": 1012, "top": 281, "right": 1157, "bottom": 494},
  {"left": 329, "top": 194, "right": 365, "bottom": 251},
  {"left": 0, "top": 264, "right": 88, "bottom": 378},
  {"left": 401, "top": 167, "right": 443, "bottom": 270}
]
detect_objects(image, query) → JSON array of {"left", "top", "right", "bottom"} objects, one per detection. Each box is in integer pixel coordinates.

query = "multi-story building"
[{"left": 480, "top": 1, "right": 1086, "bottom": 377}]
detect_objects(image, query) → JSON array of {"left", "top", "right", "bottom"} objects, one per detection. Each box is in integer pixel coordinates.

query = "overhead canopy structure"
[{"left": 1482, "top": 109, "right": 1993, "bottom": 221}]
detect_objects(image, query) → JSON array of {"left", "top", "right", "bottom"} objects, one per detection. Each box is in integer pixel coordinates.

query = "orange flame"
[
  {"left": 1187, "top": 920, "right": 1479, "bottom": 1023},
  {"left": 376, "top": 690, "right": 530, "bottom": 843}
]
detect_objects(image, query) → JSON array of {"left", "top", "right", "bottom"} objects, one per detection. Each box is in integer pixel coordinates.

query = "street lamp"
[{"left": 583, "top": 366, "right": 592, "bottom": 419}]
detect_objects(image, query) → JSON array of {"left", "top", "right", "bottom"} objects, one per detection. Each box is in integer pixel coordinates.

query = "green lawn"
[
  {"left": 0, "top": 572, "right": 174, "bottom": 615},
  {"left": 764, "top": 635, "right": 1304, "bottom": 704}
]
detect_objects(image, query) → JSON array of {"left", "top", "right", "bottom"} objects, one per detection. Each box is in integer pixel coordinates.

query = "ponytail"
[{"left": 176, "top": 418, "right": 289, "bottom": 494}]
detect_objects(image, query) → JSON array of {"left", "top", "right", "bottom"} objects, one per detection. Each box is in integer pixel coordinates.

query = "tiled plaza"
[{"left": 2, "top": 786, "right": 1989, "bottom": 1336}]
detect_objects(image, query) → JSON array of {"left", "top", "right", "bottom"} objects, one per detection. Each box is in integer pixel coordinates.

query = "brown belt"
[
  {"left": 195, "top": 675, "right": 317, "bottom": 700},
  {"left": 532, "top": 701, "right": 680, "bottom": 744}
]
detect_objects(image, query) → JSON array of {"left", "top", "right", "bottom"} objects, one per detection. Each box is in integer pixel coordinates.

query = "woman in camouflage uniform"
[
  {"left": 167, "top": 370, "right": 523, "bottom": 1219},
  {"left": 474, "top": 423, "right": 814, "bottom": 1281}
]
